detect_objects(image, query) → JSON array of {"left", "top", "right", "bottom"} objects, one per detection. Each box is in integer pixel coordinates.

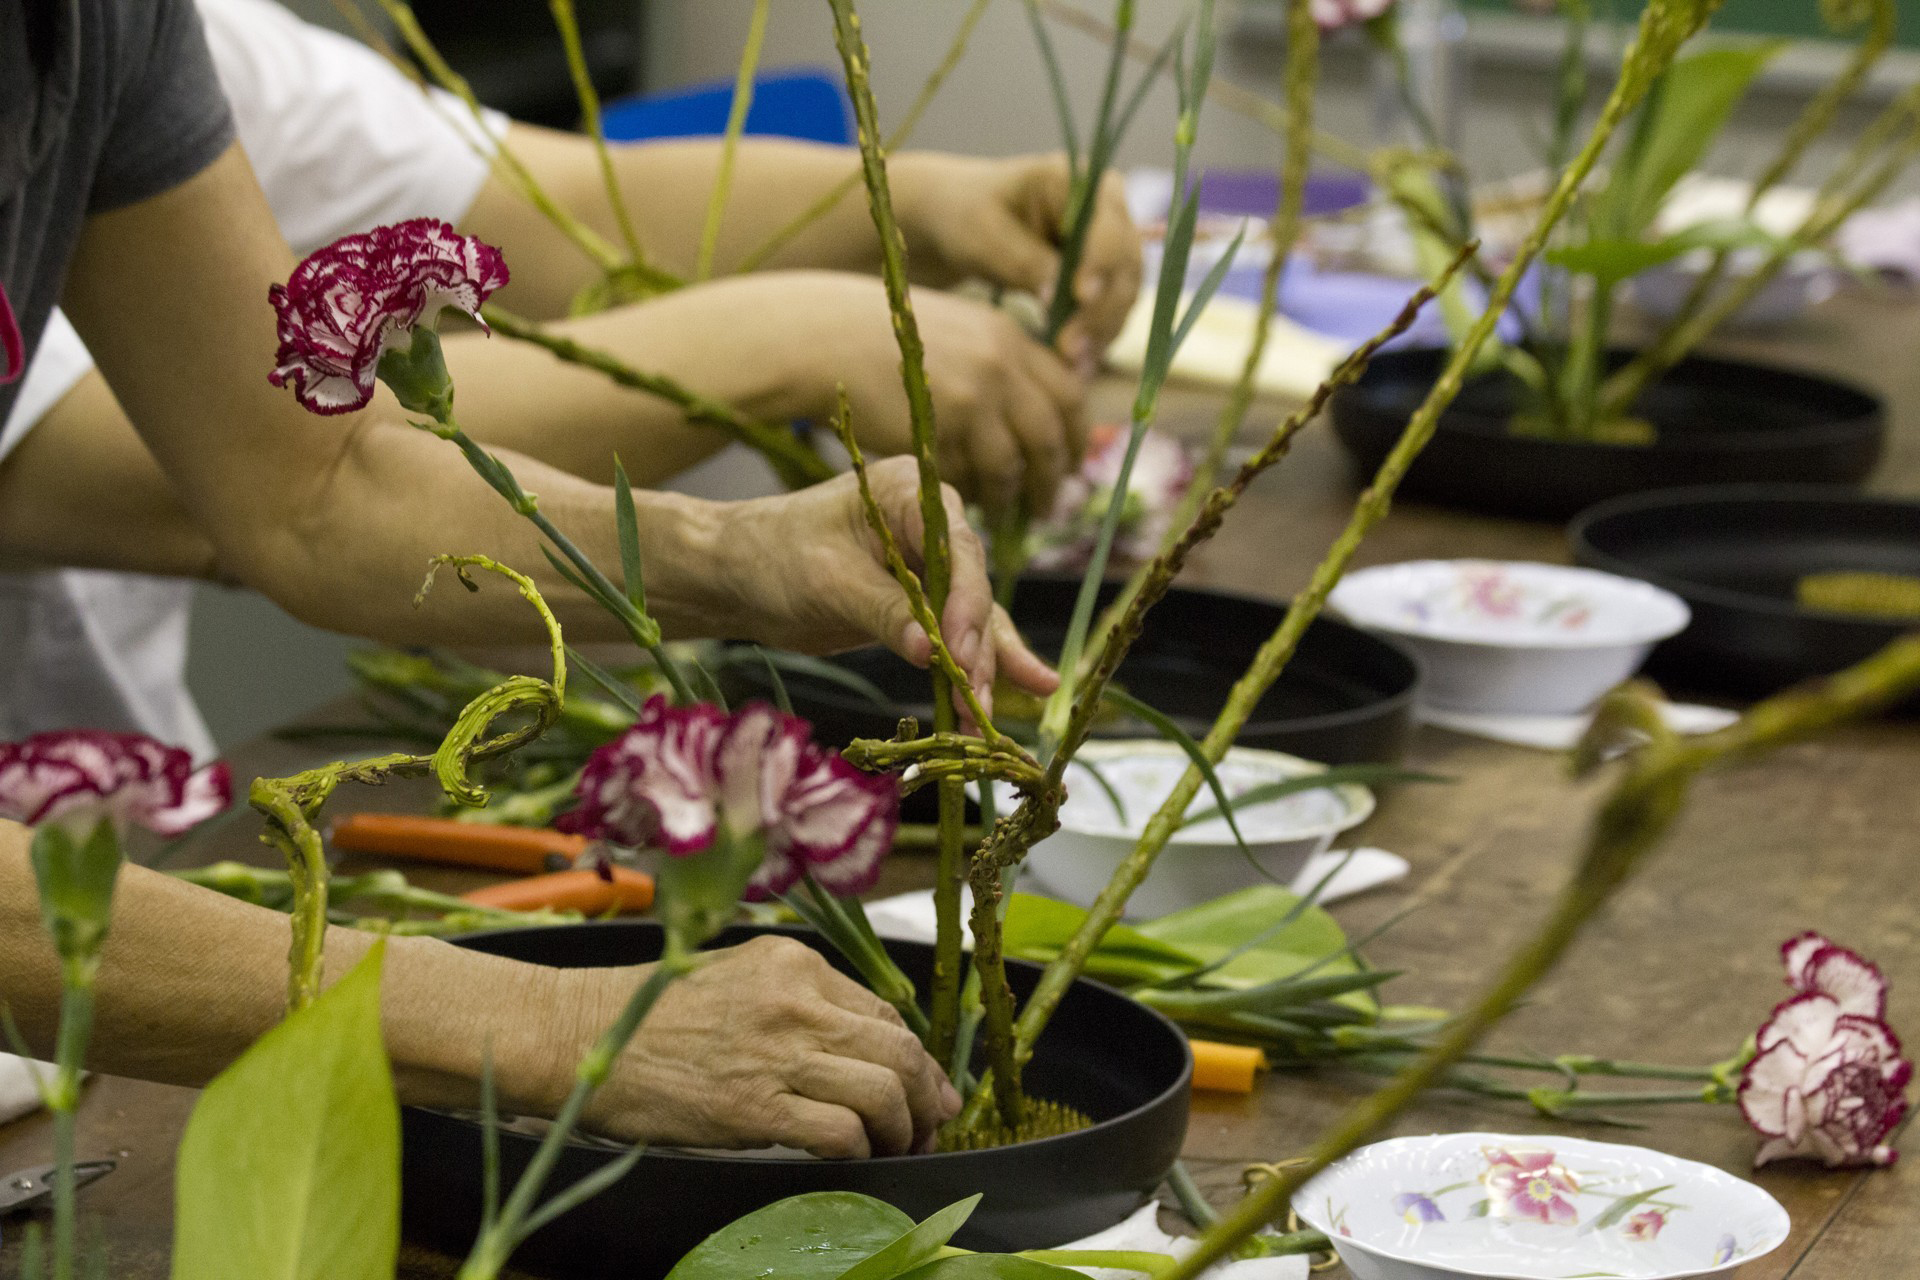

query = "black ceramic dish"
[
  {"left": 401, "top": 923, "right": 1193, "bottom": 1279},
  {"left": 1331, "top": 349, "right": 1886, "bottom": 521},
  {"left": 725, "top": 577, "right": 1423, "bottom": 782},
  {"left": 1570, "top": 485, "right": 1920, "bottom": 707}
]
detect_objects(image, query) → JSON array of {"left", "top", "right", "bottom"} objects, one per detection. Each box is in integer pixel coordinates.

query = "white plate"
[{"left": 1293, "top": 1133, "right": 1790, "bottom": 1280}]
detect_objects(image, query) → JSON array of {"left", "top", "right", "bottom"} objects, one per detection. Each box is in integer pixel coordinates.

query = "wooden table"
[{"left": 5, "top": 293, "right": 1918, "bottom": 1278}]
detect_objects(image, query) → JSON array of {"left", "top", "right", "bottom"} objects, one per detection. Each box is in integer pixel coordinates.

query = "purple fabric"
[
  {"left": 1193, "top": 167, "right": 1372, "bottom": 219},
  {"left": 1212, "top": 255, "right": 1539, "bottom": 350}
]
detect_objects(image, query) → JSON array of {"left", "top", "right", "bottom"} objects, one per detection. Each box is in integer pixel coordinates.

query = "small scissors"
[{"left": 0, "top": 1161, "right": 116, "bottom": 1216}]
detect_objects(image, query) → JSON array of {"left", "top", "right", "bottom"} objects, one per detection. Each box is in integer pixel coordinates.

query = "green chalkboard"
[{"left": 1468, "top": 1, "right": 1920, "bottom": 49}]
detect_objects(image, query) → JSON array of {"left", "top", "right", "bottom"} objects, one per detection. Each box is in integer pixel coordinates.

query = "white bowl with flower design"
[
  {"left": 1000, "top": 741, "right": 1374, "bottom": 918},
  {"left": 1292, "top": 1133, "right": 1789, "bottom": 1280},
  {"left": 1328, "top": 561, "right": 1691, "bottom": 715}
]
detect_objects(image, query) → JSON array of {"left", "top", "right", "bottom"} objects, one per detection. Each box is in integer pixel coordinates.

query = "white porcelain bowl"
[
  {"left": 1329, "top": 561, "right": 1691, "bottom": 715},
  {"left": 1006, "top": 741, "right": 1374, "bottom": 918},
  {"left": 1293, "top": 1132, "right": 1790, "bottom": 1280}
]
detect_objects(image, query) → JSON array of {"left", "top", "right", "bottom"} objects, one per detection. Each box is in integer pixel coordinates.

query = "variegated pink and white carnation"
[
  {"left": 1030, "top": 424, "right": 1194, "bottom": 572},
  {"left": 0, "top": 731, "right": 231, "bottom": 838},
  {"left": 560, "top": 697, "right": 899, "bottom": 900},
  {"left": 1312, "top": 0, "right": 1394, "bottom": 31},
  {"left": 268, "top": 218, "right": 509, "bottom": 414},
  {"left": 1738, "top": 933, "right": 1911, "bottom": 1168}
]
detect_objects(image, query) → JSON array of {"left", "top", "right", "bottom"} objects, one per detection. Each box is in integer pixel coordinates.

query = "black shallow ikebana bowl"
[
  {"left": 725, "top": 576, "right": 1424, "bottom": 776},
  {"left": 1569, "top": 485, "right": 1920, "bottom": 708},
  {"left": 1330, "top": 348, "right": 1886, "bottom": 521},
  {"left": 400, "top": 923, "right": 1193, "bottom": 1279}
]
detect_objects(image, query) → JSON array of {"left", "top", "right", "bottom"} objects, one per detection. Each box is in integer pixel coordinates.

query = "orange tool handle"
[
  {"left": 1190, "top": 1039, "right": 1268, "bottom": 1093},
  {"left": 329, "top": 813, "right": 589, "bottom": 876},
  {"left": 462, "top": 867, "right": 655, "bottom": 915}
]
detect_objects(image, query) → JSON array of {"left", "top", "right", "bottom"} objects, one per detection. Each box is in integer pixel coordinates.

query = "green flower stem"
[
  {"left": 460, "top": 951, "right": 697, "bottom": 1280},
  {"left": 548, "top": 0, "right": 650, "bottom": 271},
  {"left": 1015, "top": 0, "right": 1721, "bottom": 1095},
  {"left": 1163, "top": 633, "right": 1920, "bottom": 1278},
  {"left": 48, "top": 973, "right": 94, "bottom": 1280},
  {"left": 827, "top": 0, "right": 973, "bottom": 1071},
  {"left": 696, "top": 0, "right": 770, "bottom": 280},
  {"left": 1168, "top": 1160, "right": 1221, "bottom": 1229},
  {"left": 1022, "top": 1251, "right": 1176, "bottom": 1277},
  {"left": 481, "top": 307, "right": 833, "bottom": 490},
  {"left": 735, "top": 0, "right": 993, "bottom": 274}
]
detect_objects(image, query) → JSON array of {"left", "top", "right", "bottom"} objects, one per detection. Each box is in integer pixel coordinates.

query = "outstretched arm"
[
  {"left": 464, "top": 127, "right": 1141, "bottom": 352},
  {"left": 0, "top": 832, "right": 956, "bottom": 1156},
  {"left": 49, "top": 141, "right": 1046, "bottom": 691}
]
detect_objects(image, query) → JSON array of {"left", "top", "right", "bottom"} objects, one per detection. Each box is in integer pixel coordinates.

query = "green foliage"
[
  {"left": 901, "top": 1259, "right": 1086, "bottom": 1279},
  {"left": 1548, "top": 216, "right": 1781, "bottom": 286},
  {"left": 1590, "top": 43, "right": 1785, "bottom": 242},
  {"left": 663, "top": 1192, "right": 916, "bottom": 1279},
  {"left": 839, "top": 1196, "right": 982, "bottom": 1280},
  {"left": 171, "top": 945, "right": 398, "bottom": 1280}
]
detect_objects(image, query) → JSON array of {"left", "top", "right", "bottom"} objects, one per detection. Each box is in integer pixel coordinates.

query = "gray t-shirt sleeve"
[{"left": 88, "top": 0, "right": 236, "bottom": 212}]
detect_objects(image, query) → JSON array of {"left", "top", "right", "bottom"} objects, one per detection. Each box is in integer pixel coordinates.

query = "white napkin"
[
  {"left": 1106, "top": 289, "right": 1347, "bottom": 401},
  {"left": 0, "top": 1054, "right": 51, "bottom": 1125},
  {"left": 863, "top": 848, "right": 1409, "bottom": 947},
  {"left": 1419, "top": 701, "right": 1738, "bottom": 751},
  {"left": 1048, "top": 1202, "right": 1308, "bottom": 1278}
]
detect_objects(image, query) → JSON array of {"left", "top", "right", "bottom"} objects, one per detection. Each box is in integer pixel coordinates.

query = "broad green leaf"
[
  {"left": 171, "top": 944, "right": 398, "bottom": 1280},
  {"left": 1546, "top": 217, "right": 1783, "bottom": 286},
  {"left": 664, "top": 1192, "right": 914, "bottom": 1280},
  {"left": 1594, "top": 43, "right": 1784, "bottom": 240},
  {"left": 900, "top": 1257, "right": 1086, "bottom": 1279},
  {"left": 1004, "top": 893, "right": 1204, "bottom": 987},
  {"left": 839, "top": 1196, "right": 982, "bottom": 1280},
  {"left": 1139, "top": 886, "right": 1367, "bottom": 999}
]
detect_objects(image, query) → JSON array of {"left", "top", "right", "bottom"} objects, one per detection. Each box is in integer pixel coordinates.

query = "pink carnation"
[
  {"left": 0, "top": 732, "right": 231, "bottom": 838},
  {"left": 1311, "top": 0, "right": 1393, "bottom": 30},
  {"left": 1031, "top": 424, "right": 1194, "bottom": 572},
  {"left": 268, "top": 218, "right": 509, "bottom": 415},
  {"left": 1739, "top": 992, "right": 1911, "bottom": 1168},
  {"left": 1782, "top": 931, "right": 1888, "bottom": 1019},
  {"left": 560, "top": 698, "right": 898, "bottom": 900}
]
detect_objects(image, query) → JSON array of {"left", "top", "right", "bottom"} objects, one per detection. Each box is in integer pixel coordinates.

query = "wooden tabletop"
[{"left": 4, "top": 292, "right": 1918, "bottom": 1278}]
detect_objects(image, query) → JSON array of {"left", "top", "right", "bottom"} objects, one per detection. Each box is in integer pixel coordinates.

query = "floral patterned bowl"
[
  {"left": 1328, "top": 561, "right": 1691, "bottom": 715},
  {"left": 1292, "top": 1133, "right": 1789, "bottom": 1280}
]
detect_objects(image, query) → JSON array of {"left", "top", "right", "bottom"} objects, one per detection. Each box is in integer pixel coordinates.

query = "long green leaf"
[
  {"left": 612, "top": 456, "right": 648, "bottom": 613},
  {"left": 1096, "top": 688, "right": 1262, "bottom": 874},
  {"left": 516, "top": 1145, "right": 647, "bottom": 1240},
  {"left": 1110, "top": 17, "right": 1191, "bottom": 147},
  {"left": 1020, "top": 0, "right": 1080, "bottom": 178},
  {"left": 566, "top": 645, "right": 648, "bottom": 717},
  {"left": 1165, "top": 222, "right": 1248, "bottom": 371},
  {"left": 756, "top": 647, "right": 794, "bottom": 715},
  {"left": 723, "top": 648, "right": 893, "bottom": 712},
  {"left": 1546, "top": 216, "right": 1783, "bottom": 286},
  {"left": 171, "top": 945, "right": 398, "bottom": 1280},
  {"left": 1178, "top": 766, "right": 1448, "bottom": 830},
  {"left": 900, "top": 1258, "right": 1086, "bottom": 1279}
]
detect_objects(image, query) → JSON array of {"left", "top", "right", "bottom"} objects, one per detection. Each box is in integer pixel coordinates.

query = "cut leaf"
[
  {"left": 1096, "top": 688, "right": 1263, "bottom": 878},
  {"left": 1005, "top": 893, "right": 1203, "bottom": 987},
  {"left": 900, "top": 1258, "right": 1086, "bottom": 1279},
  {"left": 1546, "top": 217, "right": 1783, "bottom": 287},
  {"left": 1177, "top": 766, "right": 1447, "bottom": 830},
  {"left": 664, "top": 1192, "right": 914, "bottom": 1280},
  {"left": 171, "top": 944, "right": 398, "bottom": 1280},
  {"left": 612, "top": 456, "right": 648, "bottom": 613}
]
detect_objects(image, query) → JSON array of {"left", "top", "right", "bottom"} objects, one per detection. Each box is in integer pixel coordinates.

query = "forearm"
[
  {"left": 0, "top": 833, "right": 584, "bottom": 1115},
  {"left": 466, "top": 128, "right": 884, "bottom": 315}
]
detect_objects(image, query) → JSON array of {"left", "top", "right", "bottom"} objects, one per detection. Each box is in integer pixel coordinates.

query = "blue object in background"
[{"left": 601, "top": 68, "right": 854, "bottom": 145}]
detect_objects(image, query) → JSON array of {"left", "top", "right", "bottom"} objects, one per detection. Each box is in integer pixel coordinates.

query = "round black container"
[
  {"left": 1570, "top": 485, "right": 1920, "bottom": 708},
  {"left": 401, "top": 923, "right": 1193, "bottom": 1278},
  {"left": 1331, "top": 348, "right": 1885, "bottom": 521},
  {"left": 726, "top": 577, "right": 1422, "bottom": 777}
]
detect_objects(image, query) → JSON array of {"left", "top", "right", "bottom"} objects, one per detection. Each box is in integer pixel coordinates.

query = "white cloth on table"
[
  {"left": 0, "top": 0, "right": 506, "bottom": 755},
  {"left": 0, "top": 1055, "right": 53, "bottom": 1127}
]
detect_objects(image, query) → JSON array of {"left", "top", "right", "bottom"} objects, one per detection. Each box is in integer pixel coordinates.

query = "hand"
[
  {"left": 890, "top": 151, "right": 1143, "bottom": 358},
  {"left": 747, "top": 271, "right": 1087, "bottom": 513},
  {"left": 566, "top": 936, "right": 962, "bottom": 1156},
  {"left": 712, "top": 456, "right": 1059, "bottom": 710}
]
